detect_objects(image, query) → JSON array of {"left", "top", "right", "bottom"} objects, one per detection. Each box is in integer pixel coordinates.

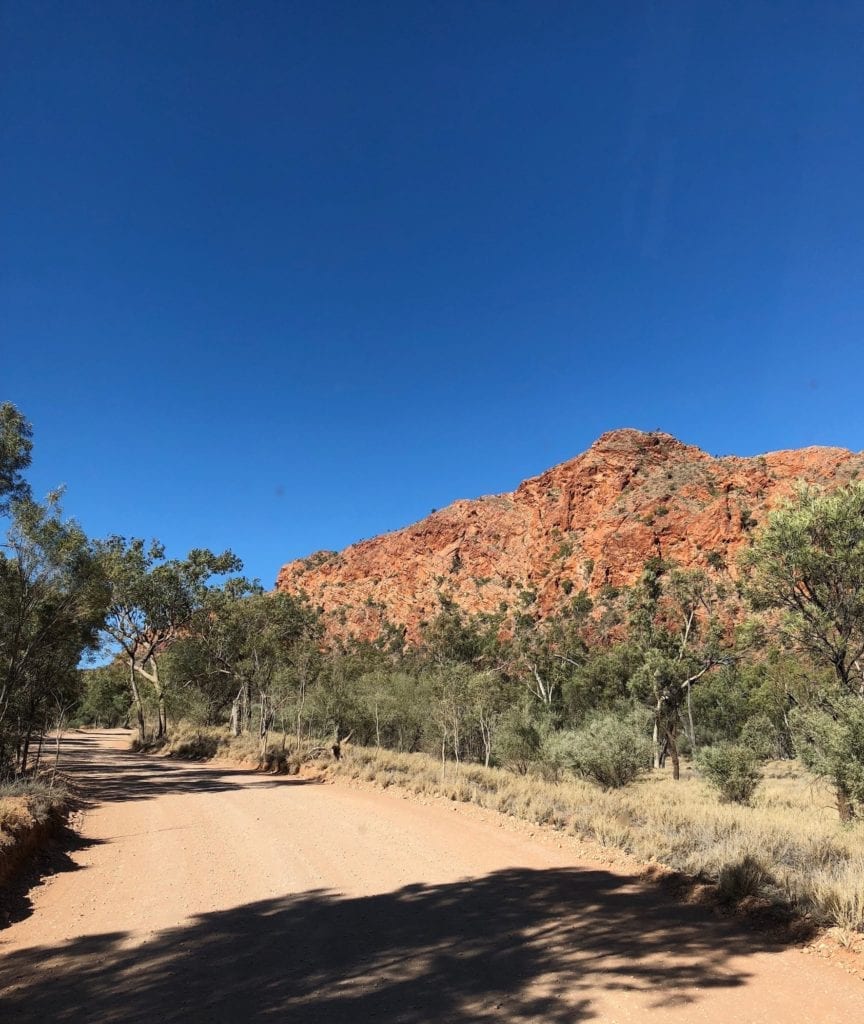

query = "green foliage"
[
  {"left": 96, "top": 536, "right": 244, "bottom": 739},
  {"left": 301, "top": 550, "right": 337, "bottom": 570},
  {"left": 0, "top": 403, "right": 32, "bottom": 512},
  {"left": 420, "top": 602, "right": 503, "bottom": 668},
  {"left": 76, "top": 664, "right": 130, "bottom": 727},
  {"left": 742, "top": 482, "right": 864, "bottom": 692},
  {"left": 738, "top": 713, "right": 784, "bottom": 761},
  {"left": 706, "top": 550, "right": 725, "bottom": 571},
  {"left": 740, "top": 484, "right": 864, "bottom": 818},
  {"left": 0, "top": 489, "right": 107, "bottom": 777},
  {"left": 493, "top": 703, "right": 543, "bottom": 774},
  {"left": 738, "top": 505, "right": 757, "bottom": 531},
  {"left": 13, "top": 393, "right": 864, "bottom": 833},
  {"left": 790, "top": 697, "right": 864, "bottom": 820},
  {"left": 696, "top": 743, "right": 762, "bottom": 804},
  {"left": 180, "top": 584, "right": 322, "bottom": 743},
  {"left": 555, "top": 539, "right": 574, "bottom": 560},
  {"left": 547, "top": 710, "right": 652, "bottom": 789},
  {"left": 627, "top": 561, "right": 731, "bottom": 775},
  {"left": 561, "top": 644, "right": 638, "bottom": 723},
  {"left": 683, "top": 668, "right": 737, "bottom": 745},
  {"left": 354, "top": 669, "right": 429, "bottom": 751}
]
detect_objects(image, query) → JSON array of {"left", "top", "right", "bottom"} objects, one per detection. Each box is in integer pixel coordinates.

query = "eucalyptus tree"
[
  {"left": 420, "top": 598, "right": 504, "bottom": 670},
  {"left": 628, "top": 561, "right": 733, "bottom": 778},
  {"left": 742, "top": 482, "right": 864, "bottom": 694},
  {"left": 743, "top": 482, "right": 864, "bottom": 818},
  {"left": 97, "top": 537, "right": 242, "bottom": 740},
  {"left": 0, "top": 406, "right": 108, "bottom": 774},
  {"left": 181, "top": 583, "right": 321, "bottom": 750},
  {"left": 466, "top": 669, "right": 513, "bottom": 767},
  {"left": 0, "top": 492, "right": 106, "bottom": 775},
  {"left": 508, "top": 591, "right": 592, "bottom": 714}
]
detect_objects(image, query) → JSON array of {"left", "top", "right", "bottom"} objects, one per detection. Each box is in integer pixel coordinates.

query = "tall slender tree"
[{"left": 97, "top": 537, "right": 242, "bottom": 740}]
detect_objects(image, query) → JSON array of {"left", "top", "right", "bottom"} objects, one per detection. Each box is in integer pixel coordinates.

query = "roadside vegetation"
[
  {"left": 330, "top": 745, "right": 864, "bottom": 939},
  {"left": 3, "top": 402, "right": 864, "bottom": 934}
]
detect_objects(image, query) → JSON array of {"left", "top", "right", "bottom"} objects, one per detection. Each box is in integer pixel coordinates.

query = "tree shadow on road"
[
  {"left": 56, "top": 732, "right": 319, "bottom": 807},
  {"left": 0, "top": 866, "right": 806, "bottom": 1023},
  {"left": 1, "top": 733, "right": 311, "bottom": 930},
  {"left": 0, "top": 822, "right": 104, "bottom": 931}
]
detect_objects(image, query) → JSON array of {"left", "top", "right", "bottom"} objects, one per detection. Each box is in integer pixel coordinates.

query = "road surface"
[{"left": 0, "top": 730, "right": 860, "bottom": 1022}]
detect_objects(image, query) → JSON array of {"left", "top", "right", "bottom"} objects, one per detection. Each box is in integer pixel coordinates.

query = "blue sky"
[{"left": 2, "top": 1, "right": 863, "bottom": 585}]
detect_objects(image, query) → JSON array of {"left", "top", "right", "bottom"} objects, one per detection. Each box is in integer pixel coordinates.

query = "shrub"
[
  {"left": 716, "top": 854, "right": 773, "bottom": 904},
  {"left": 547, "top": 711, "right": 652, "bottom": 789},
  {"left": 493, "top": 706, "right": 542, "bottom": 774},
  {"left": 810, "top": 861, "right": 864, "bottom": 932},
  {"left": 705, "top": 550, "right": 725, "bottom": 571},
  {"left": 170, "top": 731, "right": 220, "bottom": 760},
  {"left": 697, "top": 743, "right": 762, "bottom": 804},
  {"left": 739, "top": 714, "right": 784, "bottom": 761},
  {"left": 790, "top": 698, "right": 864, "bottom": 821}
]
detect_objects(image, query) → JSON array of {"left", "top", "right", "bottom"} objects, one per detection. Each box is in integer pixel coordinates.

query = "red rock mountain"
[{"left": 276, "top": 430, "right": 864, "bottom": 640}]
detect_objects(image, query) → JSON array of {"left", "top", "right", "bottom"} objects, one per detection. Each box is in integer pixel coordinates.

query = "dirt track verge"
[{"left": 0, "top": 785, "right": 71, "bottom": 891}]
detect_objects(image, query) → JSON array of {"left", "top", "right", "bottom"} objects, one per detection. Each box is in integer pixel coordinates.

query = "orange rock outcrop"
[{"left": 275, "top": 430, "right": 864, "bottom": 640}]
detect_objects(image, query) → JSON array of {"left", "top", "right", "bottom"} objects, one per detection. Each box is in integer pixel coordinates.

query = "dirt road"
[{"left": 0, "top": 731, "right": 860, "bottom": 1022}]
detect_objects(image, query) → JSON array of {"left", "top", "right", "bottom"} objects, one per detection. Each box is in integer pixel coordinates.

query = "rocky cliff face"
[{"left": 275, "top": 430, "right": 864, "bottom": 640}]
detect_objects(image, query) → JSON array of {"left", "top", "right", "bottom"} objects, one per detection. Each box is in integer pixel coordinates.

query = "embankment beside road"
[{"left": 0, "top": 781, "right": 70, "bottom": 890}]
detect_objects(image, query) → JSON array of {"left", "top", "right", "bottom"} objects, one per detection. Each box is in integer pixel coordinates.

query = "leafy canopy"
[
  {"left": 742, "top": 482, "right": 864, "bottom": 692},
  {"left": 0, "top": 403, "right": 32, "bottom": 512}
]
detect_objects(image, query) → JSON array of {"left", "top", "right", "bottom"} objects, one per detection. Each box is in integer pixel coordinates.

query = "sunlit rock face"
[{"left": 276, "top": 429, "right": 864, "bottom": 640}]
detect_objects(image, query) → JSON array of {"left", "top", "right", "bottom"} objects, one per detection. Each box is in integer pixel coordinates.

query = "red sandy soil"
[{"left": 0, "top": 730, "right": 860, "bottom": 1023}]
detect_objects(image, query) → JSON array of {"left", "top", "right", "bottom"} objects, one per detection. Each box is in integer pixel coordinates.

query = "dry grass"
[
  {"left": 0, "top": 779, "right": 69, "bottom": 884},
  {"left": 323, "top": 745, "right": 864, "bottom": 933},
  {"left": 149, "top": 723, "right": 864, "bottom": 933},
  {"left": 139, "top": 723, "right": 326, "bottom": 774},
  {"left": 0, "top": 780, "right": 68, "bottom": 835}
]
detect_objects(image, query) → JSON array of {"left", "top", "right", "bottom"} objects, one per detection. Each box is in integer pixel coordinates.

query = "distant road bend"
[{"left": 0, "top": 730, "right": 860, "bottom": 1023}]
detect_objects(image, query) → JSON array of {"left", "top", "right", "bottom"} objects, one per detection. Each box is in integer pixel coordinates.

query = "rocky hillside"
[{"left": 276, "top": 429, "right": 864, "bottom": 640}]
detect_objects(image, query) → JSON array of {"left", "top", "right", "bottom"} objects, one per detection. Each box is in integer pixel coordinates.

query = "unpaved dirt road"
[{"left": 0, "top": 731, "right": 860, "bottom": 1022}]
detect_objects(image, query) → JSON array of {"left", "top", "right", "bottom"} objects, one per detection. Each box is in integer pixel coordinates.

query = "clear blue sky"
[{"left": 2, "top": 2, "right": 863, "bottom": 585}]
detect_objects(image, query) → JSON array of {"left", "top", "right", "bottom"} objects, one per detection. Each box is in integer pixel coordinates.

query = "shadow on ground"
[
  {"left": 2, "top": 733, "right": 310, "bottom": 930},
  {"left": 55, "top": 732, "right": 317, "bottom": 807},
  {"left": 0, "top": 866, "right": 797, "bottom": 1023},
  {"left": 0, "top": 824, "right": 105, "bottom": 930}
]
